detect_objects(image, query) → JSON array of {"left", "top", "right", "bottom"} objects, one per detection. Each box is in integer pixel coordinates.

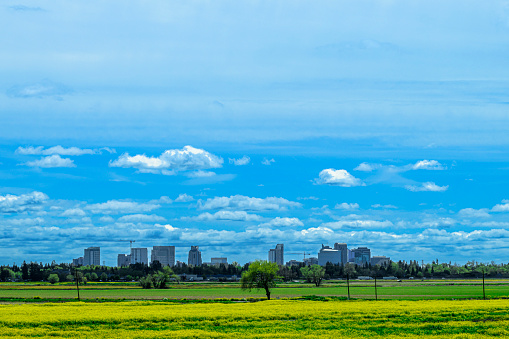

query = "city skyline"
[{"left": 2, "top": 1, "right": 509, "bottom": 266}]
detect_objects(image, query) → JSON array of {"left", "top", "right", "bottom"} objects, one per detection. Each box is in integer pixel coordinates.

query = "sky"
[{"left": 1, "top": 1, "right": 509, "bottom": 266}]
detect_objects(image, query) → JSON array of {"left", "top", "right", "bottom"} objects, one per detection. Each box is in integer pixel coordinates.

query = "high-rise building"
[
  {"left": 268, "top": 244, "right": 284, "bottom": 265},
  {"left": 117, "top": 254, "right": 131, "bottom": 267},
  {"left": 72, "top": 257, "right": 84, "bottom": 266},
  {"left": 352, "top": 247, "right": 371, "bottom": 265},
  {"left": 151, "top": 246, "right": 175, "bottom": 267},
  {"left": 334, "top": 243, "right": 348, "bottom": 264},
  {"left": 188, "top": 246, "right": 202, "bottom": 266},
  {"left": 303, "top": 257, "right": 318, "bottom": 266},
  {"left": 83, "top": 247, "right": 100, "bottom": 266},
  {"left": 318, "top": 245, "right": 341, "bottom": 266},
  {"left": 130, "top": 248, "right": 148, "bottom": 265},
  {"left": 211, "top": 257, "right": 227, "bottom": 265},
  {"left": 371, "top": 256, "right": 390, "bottom": 266}
]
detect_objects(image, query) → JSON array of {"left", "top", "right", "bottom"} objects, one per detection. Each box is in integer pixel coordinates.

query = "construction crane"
[
  {"left": 119, "top": 240, "right": 136, "bottom": 252},
  {"left": 287, "top": 252, "right": 311, "bottom": 260}
]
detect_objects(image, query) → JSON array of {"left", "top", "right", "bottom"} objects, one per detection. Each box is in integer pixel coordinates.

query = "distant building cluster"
[{"left": 72, "top": 243, "right": 389, "bottom": 268}]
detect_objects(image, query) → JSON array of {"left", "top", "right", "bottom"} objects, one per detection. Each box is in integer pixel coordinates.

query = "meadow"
[
  {"left": 0, "top": 279, "right": 508, "bottom": 302},
  {"left": 1, "top": 299, "right": 509, "bottom": 338}
]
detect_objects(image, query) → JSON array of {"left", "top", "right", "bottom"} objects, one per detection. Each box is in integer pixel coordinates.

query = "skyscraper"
[
  {"left": 130, "top": 248, "right": 148, "bottom": 265},
  {"left": 83, "top": 247, "right": 100, "bottom": 266},
  {"left": 352, "top": 247, "right": 371, "bottom": 265},
  {"left": 151, "top": 246, "right": 175, "bottom": 267},
  {"left": 268, "top": 244, "right": 284, "bottom": 266},
  {"left": 117, "top": 254, "right": 131, "bottom": 267},
  {"left": 318, "top": 245, "right": 340, "bottom": 266},
  {"left": 334, "top": 243, "right": 348, "bottom": 264},
  {"left": 188, "top": 246, "right": 202, "bottom": 266}
]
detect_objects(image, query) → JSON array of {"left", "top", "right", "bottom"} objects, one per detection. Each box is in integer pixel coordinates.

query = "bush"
[{"left": 48, "top": 274, "right": 59, "bottom": 284}]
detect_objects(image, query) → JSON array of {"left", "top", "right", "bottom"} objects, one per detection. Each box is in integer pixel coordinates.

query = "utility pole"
[
  {"left": 374, "top": 276, "right": 378, "bottom": 301},
  {"left": 347, "top": 273, "right": 350, "bottom": 300},
  {"left": 74, "top": 268, "right": 80, "bottom": 301},
  {"left": 482, "top": 270, "right": 486, "bottom": 300}
]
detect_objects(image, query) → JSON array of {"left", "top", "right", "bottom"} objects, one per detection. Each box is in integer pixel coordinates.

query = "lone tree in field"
[
  {"left": 300, "top": 264, "right": 325, "bottom": 287},
  {"left": 240, "top": 260, "right": 280, "bottom": 300}
]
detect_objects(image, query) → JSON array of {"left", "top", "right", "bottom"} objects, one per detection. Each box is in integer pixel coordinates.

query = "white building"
[
  {"left": 151, "top": 246, "right": 175, "bottom": 267},
  {"left": 211, "top": 257, "right": 227, "bottom": 265},
  {"left": 371, "top": 256, "right": 390, "bottom": 266},
  {"left": 84, "top": 247, "right": 100, "bottom": 266},
  {"left": 318, "top": 245, "right": 341, "bottom": 266},
  {"left": 268, "top": 244, "right": 284, "bottom": 266},
  {"left": 334, "top": 243, "right": 348, "bottom": 264},
  {"left": 131, "top": 248, "right": 148, "bottom": 265}
]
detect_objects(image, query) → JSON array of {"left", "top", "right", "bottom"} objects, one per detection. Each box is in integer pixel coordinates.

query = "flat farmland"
[
  {"left": 1, "top": 280, "right": 508, "bottom": 301},
  {"left": 1, "top": 299, "right": 509, "bottom": 338}
]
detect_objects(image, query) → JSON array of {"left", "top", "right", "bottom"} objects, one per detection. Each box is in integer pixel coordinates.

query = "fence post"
[
  {"left": 374, "top": 276, "right": 378, "bottom": 301},
  {"left": 347, "top": 274, "right": 350, "bottom": 300}
]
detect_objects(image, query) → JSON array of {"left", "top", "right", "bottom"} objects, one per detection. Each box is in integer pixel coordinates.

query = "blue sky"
[{"left": 1, "top": 1, "right": 509, "bottom": 266}]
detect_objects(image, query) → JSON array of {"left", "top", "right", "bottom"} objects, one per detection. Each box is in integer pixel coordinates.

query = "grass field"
[
  {"left": 0, "top": 280, "right": 508, "bottom": 301},
  {"left": 1, "top": 299, "right": 509, "bottom": 338}
]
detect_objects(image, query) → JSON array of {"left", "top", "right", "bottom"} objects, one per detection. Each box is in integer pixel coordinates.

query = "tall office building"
[
  {"left": 211, "top": 257, "right": 228, "bottom": 265},
  {"left": 334, "top": 243, "right": 348, "bottom": 264},
  {"left": 318, "top": 245, "right": 341, "bottom": 266},
  {"left": 117, "top": 254, "right": 131, "bottom": 267},
  {"left": 151, "top": 246, "right": 175, "bottom": 267},
  {"left": 268, "top": 244, "right": 284, "bottom": 266},
  {"left": 83, "top": 247, "right": 100, "bottom": 266},
  {"left": 188, "top": 246, "right": 202, "bottom": 266},
  {"left": 130, "top": 248, "right": 148, "bottom": 265},
  {"left": 352, "top": 247, "right": 371, "bottom": 265}
]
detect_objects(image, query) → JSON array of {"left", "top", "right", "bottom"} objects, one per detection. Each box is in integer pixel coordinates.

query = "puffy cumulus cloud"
[
  {"left": 491, "top": 201, "right": 509, "bottom": 212},
  {"left": 411, "top": 160, "right": 445, "bottom": 171},
  {"left": 24, "top": 155, "right": 75, "bottom": 168},
  {"left": 84, "top": 200, "right": 160, "bottom": 214},
  {"left": 229, "top": 156, "right": 250, "bottom": 166},
  {"left": 405, "top": 182, "right": 448, "bottom": 192},
  {"left": 261, "top": 158, "right": 275, "bottom": 165},
  {"left": 182, "top": 211, "right": 262, "bottom": 222},
  {"left": 175, "top": 194, "right": 194, "bottom": 202},
  {"left": 198, "top": 195, "right": 301, "bottom": 211},
  {"left": 16, "top": 146, "right": 115, "bottom": 156},
  {"left": 321, "top": 219, "right": 393, "bottom": 230},
  {"left": 109, "top": 145, "right": 223, "bottom": 175},
  {"left": 354, "top": 162, "right": 382, "bottom": 172},
  {"left": 259, "top": 217, "right": 304, "bottom": 227},
  {"left": 334, "top": 203, "right": 359, "bottom": 210},
  {"left": 0, "top": 191, "right": 48, "bottom": 213},
  {"left": 314, "top": 169, "right": 364, "bottom": 187},
  {"left": 60, "top": 208, "right": 86, "bottom": 217},
  {"left": 117, "top": 214, "right": 166, "bottom": 223},
  {"left": 458, "top": 208, "right": 491, "bottom": 218}
]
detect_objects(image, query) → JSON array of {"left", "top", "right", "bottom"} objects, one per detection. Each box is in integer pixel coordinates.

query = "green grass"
[{"left": 0, "top": 279, "right": 508, "bottom": 302}]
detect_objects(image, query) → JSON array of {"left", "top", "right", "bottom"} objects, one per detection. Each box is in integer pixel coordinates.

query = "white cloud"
[
  {"left": 109, "top": 145, "right": 223, "bottom": 175},
  {"left": 229, "top": 156, "right": 250, "bottom": 166},
  {"left": 371, "top": 204, "right": 398, "bottom": 209},
  {"left": 458, "top": 208, "right": 491, "bottom": 218},
  {"left": 411, "top": 160, "right": 445, "bottom": 170},
  {"left": 259, "top": 217, "right": 304, "bottom": 227},
  {"left": 24, "top": 155, "right": 76, "bottom": 168},
  {"left": 99, "top": 216, "right": 115, "bottom": 223},
  {"left": 334, "top": 202, "right": 359, "bottom": 210},
  {"left": 297, "top": 196, "right": 320, "bottom": 201},
  {"left": 492, "top": 202, "right": 509, "bottom": 212},
  {"left": 314, "top": 169, "right": 364, "bottom": 187},
  {"left": 4, "top": 217, "right": 45, "bottom": 226},
  {"left": 354, "top": 162, "right": 382, "bottom": 172},
  {"left": 60, "top": 208, "right": 86, "bottom": 217},
  {"left": 183, "top": 211, "right": 262, "bottom": 222},
  {"left": 117, "top": 214, "right": 166, "bottom": 223},
  {"left": 198, "top": 195, "right": 301, "bottom": 211},
  {"left": 321, "top": 219, "right": 394, "bottom": 230},
  {"left": 186, "top": 170, "right": 216, "bottom": 178},
  {"left": 0, "top": 191, "right": 48, "bottom": 213},
  {"left": 405, "top": 182, "right": 448, "bottom": 192},
  {"left": 16, "top": 146, "right": 115, "bottom": 156},
  {"left": 261, "top": 158, "right": 275, "bottom": 165},
  {"left": 85, "top": 200, "right": 160, "bottom": 214},
  {"left": 175, "top": 194, "right": 194, "bottom": 202}
]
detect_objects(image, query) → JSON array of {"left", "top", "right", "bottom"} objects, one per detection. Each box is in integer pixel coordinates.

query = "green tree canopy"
[
  {"left": 48, "top": 274, "right": 59, "bottom": 284},
  {"left": 300, "top": 265, "right": 325, "bottom": 287},
  {"left": 240, "top": 260, "right": 280, "bottom": 300}
]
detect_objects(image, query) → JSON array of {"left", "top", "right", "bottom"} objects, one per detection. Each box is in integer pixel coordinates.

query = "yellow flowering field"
[{"left": 1, "top": 299, "right": 508, "bottom": 338}]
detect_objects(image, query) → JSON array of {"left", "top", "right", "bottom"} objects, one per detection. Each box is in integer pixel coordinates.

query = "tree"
[
  {"left": 90, "top": 272, "right": 98, "bottom": 281},
  {"left": 240, "top": 260, "right": 280, "bottom": 300},
  {"left": 100, "top": 272, "right": 108, "bottom": 282},
  {"left": 48, "top": 274, "right": 59, "bottom": 284},
  {"left": 300, "top": 265, "right": 325, "bottom": 287}
]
